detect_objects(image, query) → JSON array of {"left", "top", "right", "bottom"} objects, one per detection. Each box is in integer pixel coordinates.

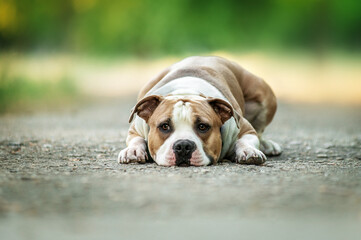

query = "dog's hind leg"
[{"left": 244, "top": 99, "right": 282, "bottom": 156}]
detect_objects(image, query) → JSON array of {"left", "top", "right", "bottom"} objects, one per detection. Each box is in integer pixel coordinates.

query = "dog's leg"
[
  {"left": 231, "top": 119, "right": 267, "bottom": 165},
  {"left": 244, "top": 101, "right": 282, "bottom": 156},
  {"left": 118, "top": 136, "right": 147, "bottom": 164},
  {"left": 118, "top": 118, "right": 148, "bottom": 164},
  {"left": 233, "top": 134, "right": 267, "bottom": 165}
]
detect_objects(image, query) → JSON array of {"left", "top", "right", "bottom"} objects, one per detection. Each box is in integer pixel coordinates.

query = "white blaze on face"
[{"left": 155, "top": 99, "right": 211, "bottom": 166}]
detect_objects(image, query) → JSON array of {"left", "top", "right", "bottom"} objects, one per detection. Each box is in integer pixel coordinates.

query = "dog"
[{"left": 118, "top": 56, "right": 282, "bottom": 166}]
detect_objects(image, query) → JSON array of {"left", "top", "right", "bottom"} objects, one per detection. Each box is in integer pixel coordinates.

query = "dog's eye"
[
  {"left": 159, "top": 123, "right": 171, "bottom": 133},
  {"left": 197, "top": 123, "right": 210, "bottom": 133}
]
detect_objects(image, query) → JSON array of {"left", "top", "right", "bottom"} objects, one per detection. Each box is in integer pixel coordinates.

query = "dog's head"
[{"left": 129, "top": 95, "right": 239, "bottom": 166}]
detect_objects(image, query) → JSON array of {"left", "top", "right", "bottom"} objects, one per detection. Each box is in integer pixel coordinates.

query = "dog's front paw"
[
  {"left": 118, "top": 146, "right": 147, "bottom": 164},
  {"left": 260, "top": 139, "right": 282, "bottom": 156},
  {"left": 234, "top": 146, "right": 266, "bottom": 165}
]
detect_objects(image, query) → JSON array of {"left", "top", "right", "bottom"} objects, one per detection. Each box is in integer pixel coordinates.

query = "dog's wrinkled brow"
[
  {"left": 158, "top": 117, "right": 171, "bottom": 125},
  {"left": 194, "top": 116, "right": 211, "bottom": 125}
]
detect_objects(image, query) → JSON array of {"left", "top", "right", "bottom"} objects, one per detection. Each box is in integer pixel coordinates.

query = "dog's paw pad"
[
  {"left": 118, "top": 147, "right": 147, "bottom": 164},
  {"left": 234, "top": 147, "right": 266, "bottom": 165}
]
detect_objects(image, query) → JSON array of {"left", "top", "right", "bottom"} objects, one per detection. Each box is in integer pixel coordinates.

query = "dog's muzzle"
[{"left": 173, "top": 139, "right": 196, "bottom": 166}]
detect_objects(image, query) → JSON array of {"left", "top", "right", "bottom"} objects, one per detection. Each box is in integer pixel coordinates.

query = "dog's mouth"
[
  {"left": 177, "top": 162, "right": 190, "bottom": 167},
  {"left": 175, "top": 157, "right": 191, "bottom": 166},
  {"left": 157, "top": 141, "right": 208, "bottom": 167}
]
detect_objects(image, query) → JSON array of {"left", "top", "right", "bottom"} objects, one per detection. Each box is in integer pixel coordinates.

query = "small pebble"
[
  {"left": 200, "top": 169, "right": 210, "bottom": 174},
  {"left": 323, "top": 143, "right": 334, "bottom": 149}
]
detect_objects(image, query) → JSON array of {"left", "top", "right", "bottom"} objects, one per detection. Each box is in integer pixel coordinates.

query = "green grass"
[{"left": 0, "top": 74, "right": 79, "bottom": 114}]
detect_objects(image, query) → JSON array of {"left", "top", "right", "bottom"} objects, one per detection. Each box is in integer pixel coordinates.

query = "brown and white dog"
[{"left": 118, "top": 56, "right": 282, "bottom": 166}]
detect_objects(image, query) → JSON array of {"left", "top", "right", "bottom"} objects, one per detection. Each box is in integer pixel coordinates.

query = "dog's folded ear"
[
  {"left": 207, "top": 98, "right": 241, "bottom": 128},
  {"left": 129, "top": 95, "right": 164, "bottom": 123}
]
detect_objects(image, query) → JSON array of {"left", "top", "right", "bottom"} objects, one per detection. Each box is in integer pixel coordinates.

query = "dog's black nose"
[
  {"left": 173, "top": 139, "right": 196, "bottom": 166},
  {"left": 173, "top": 139, "right": 196, "bottom": 156}
]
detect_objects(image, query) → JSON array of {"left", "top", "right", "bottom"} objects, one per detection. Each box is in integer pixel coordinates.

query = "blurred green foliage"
[
  {"left": 0, "top": 73, "right": 78, "bottom": 113},
  {"left": 0, "top": 0, "right": 360, "bottom": 55}
]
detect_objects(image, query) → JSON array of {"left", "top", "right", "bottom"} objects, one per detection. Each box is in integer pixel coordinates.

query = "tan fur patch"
[
  {"left": 190, "top": 100, "right": 223, "bottom": 163},
  {"left": 147, "top": 98, "right": 177, "bottom": 157}
]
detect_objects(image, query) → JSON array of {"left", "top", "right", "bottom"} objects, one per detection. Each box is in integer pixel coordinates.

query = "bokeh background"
[{"left": 1, "top": 0, "right": 360, "bottom": 113}]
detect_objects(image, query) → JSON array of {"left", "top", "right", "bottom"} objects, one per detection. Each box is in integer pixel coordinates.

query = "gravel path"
[{"left": 0, "top": 98, "right": 361, "bottom": 240}]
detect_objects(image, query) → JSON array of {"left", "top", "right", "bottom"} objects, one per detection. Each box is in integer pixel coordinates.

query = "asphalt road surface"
[{"left": 1, "top": 98, "right": 361, "bottom": 240}]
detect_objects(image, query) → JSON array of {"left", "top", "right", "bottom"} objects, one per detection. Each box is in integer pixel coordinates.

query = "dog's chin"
[
  {"left": 153, "top": 151, "right": 176, "bottom": 166},
  {"left": 155, "top": 158, "right": 209, "bottom": 166},
  {"left": 189, "top": 150, "right": 208, "bottom": 166},
  {"left": 154, "top": 149, "right": 210, "bottom": 167},
  {"left": 190, "top": 158, "right": 212, "bottom": 166}
]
